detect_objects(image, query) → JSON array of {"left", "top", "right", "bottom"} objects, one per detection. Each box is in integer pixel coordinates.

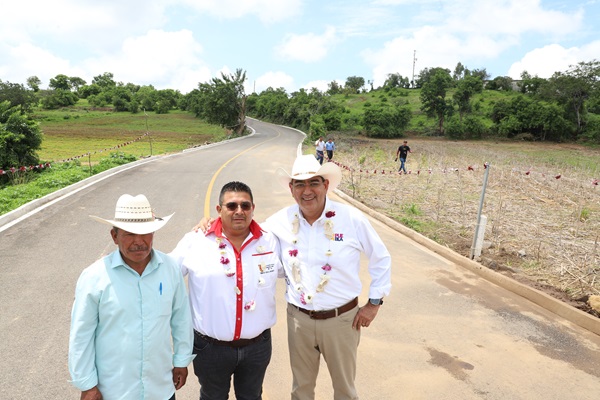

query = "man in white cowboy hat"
[
  {"left": 266, "top": 154, "right": 391, "bottom": 400},
  {"left": 170, "top": 181, "right": 283, "bottom": 399},
  {"left": 195, "top": 155, "right": 391, "bottom": 399},
  {"left": 68, "top": 194, "right": 194, "bottom": 400}
]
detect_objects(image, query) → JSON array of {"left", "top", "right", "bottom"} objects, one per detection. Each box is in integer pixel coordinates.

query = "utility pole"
[{"left": 411, "top": 50, "right": 417, "bottom": 88}]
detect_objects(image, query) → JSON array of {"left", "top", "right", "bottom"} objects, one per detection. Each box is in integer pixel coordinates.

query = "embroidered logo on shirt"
[{"left": 334, "top": 233, "right": 344, "bottom": 241}]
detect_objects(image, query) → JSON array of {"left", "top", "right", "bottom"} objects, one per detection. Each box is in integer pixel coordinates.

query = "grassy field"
[
  {"left": 331, "top": 87, "right": 515, "bottom": 133},
  {"left": 0, "top": 103, "right": 229, "bottom": 215},
  {"left": 331, "top": 135, "right": 600, "bottom": 312},
  {"left": 33, "top": 103, "right": 226, "bottom": 163}
]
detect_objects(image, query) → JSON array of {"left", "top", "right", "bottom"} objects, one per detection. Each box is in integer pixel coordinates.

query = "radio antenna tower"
[{"left": 411, "top": 50, "right": 417, "bottom": 88}]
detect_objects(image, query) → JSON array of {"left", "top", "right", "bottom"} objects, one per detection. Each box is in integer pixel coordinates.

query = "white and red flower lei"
[
  {"left": 289, "top": 209, "right": 336, "bottom": 305},
  {"left": 216, "top": 237, "right": 266, "bottom": 311}
]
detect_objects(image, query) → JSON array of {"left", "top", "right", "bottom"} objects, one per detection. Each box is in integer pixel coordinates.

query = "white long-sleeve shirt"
[
  {"left": 266, "top": 198, "right": 391, "bottom": 310},
  {"left": 170, "top": 219, "right": 283, "bottom": 340}
]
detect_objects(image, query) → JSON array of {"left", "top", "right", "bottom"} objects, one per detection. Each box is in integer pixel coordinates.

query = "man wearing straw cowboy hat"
[
  {"left": 268, "top": 154, "right": 391, "bottom": 400},
  {"left": 68, "top": 194, "right": 194, "bottom": 400},
  {"left": 196, "top": 154, "right": 392, "bottom": 399}
]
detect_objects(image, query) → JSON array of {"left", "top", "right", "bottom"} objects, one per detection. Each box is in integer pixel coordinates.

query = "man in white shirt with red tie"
[{"left": 171, "top": 181, "right": 283, "bottom": 399}]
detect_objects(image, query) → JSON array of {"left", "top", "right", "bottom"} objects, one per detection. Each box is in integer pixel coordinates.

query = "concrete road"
[{"left": 1, "top": 119, "right": 599, "bottom": 399}]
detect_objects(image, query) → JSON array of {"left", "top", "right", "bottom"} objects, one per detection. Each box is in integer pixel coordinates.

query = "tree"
[
  {"left": 344, "top": 76, "right": 365, "bottom": 93},
  {"left": 453, "top": 75, "right": 483, "bottom": 121},
  {"left": 69, "top": 77, "right": 87, "bottom": 92},
  {"left": 49, "top": 74, "right": 71, "bottom": 91},
  {"left": 415, "top": 67, "right": 451, "bottom": 88},
  {"left": 383, "top": 73, "right": 410, "bottom": 89},
  {"left": 26, "top": 76, "right": 41, "bottom": 92},
  {"left": 518, "top": 71, "right": 547, "bottom": 95},
  {"left": 0, "top": 80, "right": 37, "bottom": 113},
  {"left": 490, "top": 95, "right": 573, "bottom": 141},
  {"left": 327, "top": 81, "right": 342, "bottom": 95},
  {"left": 486, "top": 76, "right": 513, "bottom": 91},
  {"left": 92, "top": 72, "right": 117, "bottom": 89},
  {"left": 420, "top": 69, "right": 454, "bottom": 134},
  {"left": 452, "top": 62, "right": 467, "bottom": 80},
  {"left": 0, "top": 101, "right": 42, "bottom": 169},
  {"left": 542, "top": 60, "right": 600, "bottom": 135},
  {"left": 362, "top": 105, "right": 412, "bottom": 138},
  {"left": 189, "top": 69, "right": 248, "bottom": 134},
  {"left": 40, "top": 89, "right": 78, "bottom": 109}
]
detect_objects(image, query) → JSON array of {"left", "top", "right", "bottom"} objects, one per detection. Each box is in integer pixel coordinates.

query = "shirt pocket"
[
  {"left": 253, "top": 251, "right": 279, "bottom": 288},
  {"left": 152, "top": 280, "right": 173, "bottom": 317}
]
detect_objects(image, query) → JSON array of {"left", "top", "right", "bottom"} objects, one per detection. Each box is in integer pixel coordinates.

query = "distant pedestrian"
[
  {"left": 315, "top": 136, "right": 325, "bottom": 165},
  {"left": 395, "top": 140, "right": 411, "bottom": 174},
  {"left": 325, "top": 138, "right": 336, "bottom": 162}
]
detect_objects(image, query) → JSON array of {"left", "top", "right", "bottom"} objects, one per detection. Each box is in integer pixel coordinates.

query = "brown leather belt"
[
  {"left": 194, "top": 329, "right": 269, "bottom": 348},
  {"left": 294, "top": 297, "right": 358, "bottom": 320}
]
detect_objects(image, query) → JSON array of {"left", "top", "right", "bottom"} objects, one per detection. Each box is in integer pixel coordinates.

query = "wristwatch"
[{"left": 369, "top": 298, "right": 383, "bottom": 306}]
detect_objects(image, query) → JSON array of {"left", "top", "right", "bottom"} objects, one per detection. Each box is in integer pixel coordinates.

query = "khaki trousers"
[{"left": 286, "top": 303, "right": 361, "bottom": 400}]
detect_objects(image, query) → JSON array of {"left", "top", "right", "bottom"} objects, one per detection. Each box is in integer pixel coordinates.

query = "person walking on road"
[
  {"left": 69, "top": 194, "right": 194, "bottom": 400},
  {"left": 171, "top": 181, "right": 283, "bottom": 399},
  {"left": 395, "top": 140, "right": 411, "bottom": 174},
  {"left": 315, "top": 136, "right": 325, "bottom": 165},
  {"left": 325, "top": 138, "right": 336, "bottom": 162}
]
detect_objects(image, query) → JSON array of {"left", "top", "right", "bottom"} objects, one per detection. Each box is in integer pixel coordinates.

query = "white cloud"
[
  {"left": 0, "top": 42, "right": 85, "bottom": 87},
  {"left": 362, "top": 0, "right": 587, "bottom": 87},
  {"left": 178, "top": 0, "right": 303, "bottom": 23},
  {"left": 81, "top": 29, "right": 209, "bottom": 92},
  {"left": 302, "top": 80, "right": 332, "bottom": 93},
  {"left": 275, "top": 27, "right": 337, "bottom": 63},
  {"left": 443, "top": 0, "right": 583, "bottom": 37},
  {"left": 1, "top": 0, "right": 168, "bottom": 50},
  {"left": 507, "top": 41, "right": 600, "bottom": 78},
  {"left": 252, "top": 71, "right": 295, "bottom": 93}
]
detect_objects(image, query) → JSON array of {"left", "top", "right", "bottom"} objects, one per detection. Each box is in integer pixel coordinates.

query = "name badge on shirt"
[{"left": 334, "top": 233, "right": 344, "bottom": 241}]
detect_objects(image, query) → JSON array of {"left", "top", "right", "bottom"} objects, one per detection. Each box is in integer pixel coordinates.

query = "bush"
[{"left": 363, "top": 105, "right": 412, "bottom": 138}]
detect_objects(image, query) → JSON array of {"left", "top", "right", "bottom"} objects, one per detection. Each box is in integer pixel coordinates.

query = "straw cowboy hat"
[
  {"left": 277, "top": 154, "right": 342, "bottom": 192},
  {"left": 90, "top": 194, "right": 173, "bottom": 235}
]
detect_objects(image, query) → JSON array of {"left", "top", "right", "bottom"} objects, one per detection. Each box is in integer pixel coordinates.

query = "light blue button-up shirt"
[{"left": 69, "top": 249, "right": 194, "bottom": 400}]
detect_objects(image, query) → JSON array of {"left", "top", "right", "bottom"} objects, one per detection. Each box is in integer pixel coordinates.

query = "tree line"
[{"left": 1, "top": 60, "right": 599, "bottom": 171}]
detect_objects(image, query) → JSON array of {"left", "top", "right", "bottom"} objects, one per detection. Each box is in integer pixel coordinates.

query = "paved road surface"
[{"left": 1, "top": 119, "right": 599, "bottom": 399}]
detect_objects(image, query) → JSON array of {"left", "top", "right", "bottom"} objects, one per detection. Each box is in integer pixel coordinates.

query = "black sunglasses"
[{"left": 223, "top": 201, "right": 252, "bottom": 211}]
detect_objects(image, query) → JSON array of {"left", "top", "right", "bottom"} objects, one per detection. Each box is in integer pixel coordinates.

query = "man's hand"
[
  {"left": 172, "top": 366, "right": 189, "bottom": 390},
  {"left": 192, "top": 217, "right": 214, "bottom": 233},
  {"left": 80, "top": 386, "right": 102, "bottom": 400},
  {"left": 352, "top": 302, "right": 380, "bottom": 330}
]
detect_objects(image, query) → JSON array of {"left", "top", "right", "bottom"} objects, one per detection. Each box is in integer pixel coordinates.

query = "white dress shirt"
[
  {"left": 170, "top": 219, "right": 283, "bottom": 341},
  {"left": 265, "top": 198, "right": 391, "bottom": 310}
]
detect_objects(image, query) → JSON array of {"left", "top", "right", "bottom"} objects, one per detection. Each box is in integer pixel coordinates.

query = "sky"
[{"left": 1, "top": 0, "right": 599, "bottom": 95}]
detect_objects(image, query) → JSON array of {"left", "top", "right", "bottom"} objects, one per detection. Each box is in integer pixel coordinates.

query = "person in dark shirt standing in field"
[{"left": 395, "top": 140, "right": 411, "bottom": 174}]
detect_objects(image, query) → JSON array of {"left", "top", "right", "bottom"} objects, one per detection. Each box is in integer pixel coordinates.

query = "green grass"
[
  {"left": 0, "top": 156, "right": 135, "bottom": 215},
  {"left": 33, "top": 105, "right": 226, "bottom": 163},
  {"left": 1, "top": 101, "right": 230, "bottom": 216}
]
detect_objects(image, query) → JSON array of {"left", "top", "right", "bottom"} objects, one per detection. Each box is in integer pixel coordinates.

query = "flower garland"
[
  {"left": 216, "top": 237, "right": 265, "bottom": 311},
  {"left": 288, "top": 209, "right": 336, "bottom": 305}
]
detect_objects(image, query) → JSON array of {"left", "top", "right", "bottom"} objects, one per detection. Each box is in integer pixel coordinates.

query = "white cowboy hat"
[
  {"left": 90, "top": 194, "right": 173, "bottom": 235},
  {"left": 277, "top": 154, "right": 342, "bottom": 192}
]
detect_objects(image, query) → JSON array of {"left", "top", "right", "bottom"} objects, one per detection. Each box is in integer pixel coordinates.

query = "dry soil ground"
[{"left": 328, "top": 135, "right": 600, "bottom": 318}]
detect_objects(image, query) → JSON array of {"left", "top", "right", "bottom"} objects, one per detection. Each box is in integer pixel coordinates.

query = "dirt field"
[{"left": 330, "top": 135, "right": 600, "bottom": 317}]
